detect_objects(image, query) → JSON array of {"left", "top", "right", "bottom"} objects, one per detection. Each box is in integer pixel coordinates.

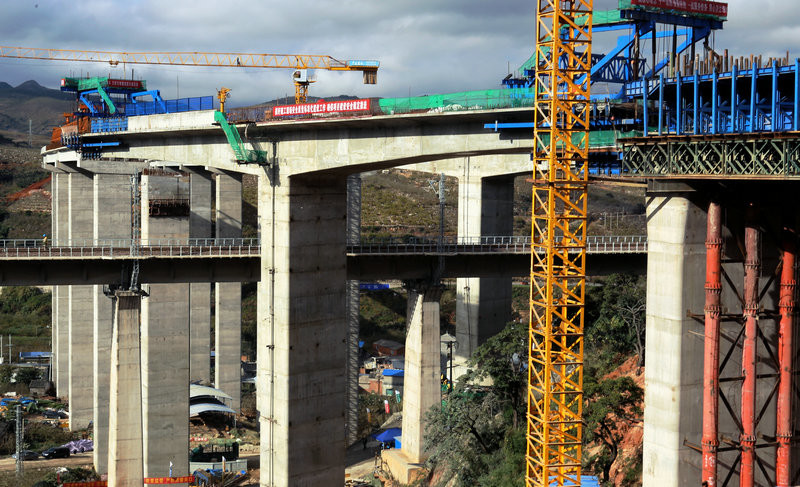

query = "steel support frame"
[
  {"left": 528, "top": 1, "right": 592, "bottom": 486},
  {"left": 621, "top": 134, "right": 800, "bottom": 177},
  {"left": 740, "top": 216, "right": 760, "bottom": 486},
  {"left": 776, "top": 229, "right": 796, "bottom": 486},
  {"left": 702, "top": 201, "right": 723, "bottom": 485}
]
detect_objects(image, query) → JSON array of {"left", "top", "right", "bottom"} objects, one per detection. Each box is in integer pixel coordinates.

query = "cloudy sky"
[{"left": 0, "top": 0, "right": 797, "bottom": 106}]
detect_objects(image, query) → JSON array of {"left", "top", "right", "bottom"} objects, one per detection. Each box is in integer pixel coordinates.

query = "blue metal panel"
[
  {"left": 676, "top": 73, "right": 682, "bottom": 135},
  {"left": 711, "top": 70, "right": 717, "bottom": 134},
  {"left": 693, "top": 72, "right": 699, "bottom": 134},
  {"left": 731, "top": 65, "right": 737, "bottom": 133},
  {"left": 658, "top": 73, "right": 664, "bottom": 135},
  {"left": 643, "top": 77, "right": 648, "bottom": 135},
  {"left": 795, "top": 59, "right": 799, "bottom": 131},
  {"left": 749, "top": 66, "right": 757, "bottom": 132},
  {"left": 772, "top": 64, "right": 778, "bottom": 131}
]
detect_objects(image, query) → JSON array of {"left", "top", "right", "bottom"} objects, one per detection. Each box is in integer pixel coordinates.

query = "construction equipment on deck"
[
  {"left": 0, "top": 46, "right": 379, "bottom": 104},
  {"left": 217, "top": 87, "right": 231, "bottom": 114},
  {"left": 528, "top": 1, "right": 592, "bottom": 486}
]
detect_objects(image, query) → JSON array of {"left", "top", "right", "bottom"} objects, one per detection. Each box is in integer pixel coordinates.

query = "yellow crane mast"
[
  {"left": 0, "top": 46, "right": 379, "bottom": 104},
  {"left": 528, "top": 1, "right": 592, "bottom": 486}
]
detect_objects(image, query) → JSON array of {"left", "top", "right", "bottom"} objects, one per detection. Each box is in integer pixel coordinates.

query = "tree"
[
  {"left": 583, "top": 372, "right": 644, "bottom": 484},
  {"left": 424, "top": 321, "right": 528, "bottom": 487},
  {"left": 586, "top": 274, "right": 646, "bottom": 368}
]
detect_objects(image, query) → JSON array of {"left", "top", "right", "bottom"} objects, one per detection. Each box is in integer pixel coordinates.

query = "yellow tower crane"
[
  {"left": 528, "top": 1, "right": 592, "bottom": 486},
  {"left": 0, "top": 46, "right": 379, "bottom": 104}
]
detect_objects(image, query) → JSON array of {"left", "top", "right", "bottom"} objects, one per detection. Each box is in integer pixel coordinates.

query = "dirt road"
[{"left": 0, "top": 451, "right": 94, "bottom": 472}]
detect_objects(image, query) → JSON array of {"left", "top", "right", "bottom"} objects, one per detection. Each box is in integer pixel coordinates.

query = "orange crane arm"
[
  {"left": 0, "top": 45, "right": 379, "bottom": 104},
  {"left": 0, "top": 46, "right": 378, "bottom": 72}
]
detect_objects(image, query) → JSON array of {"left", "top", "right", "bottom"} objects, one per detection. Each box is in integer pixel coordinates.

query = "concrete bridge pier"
[
  {"left": 52, "top": 172, "right": 69, "bottom": 398},
  {"left": 140, "top": 173, "right": 190, "bottom": 477},
  {"left": 93, "top": 173, "right": 133, "bottom": 475},
  {"left": 641, "top": 181, "right": 797, "bottom": 486},
  {"left": 107, "top": 290, "right": 144, "bottom": 487},
  {"left": 641, "top": 183, "right": 707, "bottom": 486},
  {"left": 67, "top": 169, "right": 95, "bottom": 431},
  {"left": 189, "top": 169, "right": 213, "bottom": 385},
  {"left": 454, "top": 174, "right": 514, "bottom": 374},
  {"left": 215, "top": 172, "right": 243, "bottom": 410},
  {"left": 257, "top": 172, "right": 348, "bottom": 487},
  {"left": 383, "top": 283, "right": 443, "bottom": 484}
]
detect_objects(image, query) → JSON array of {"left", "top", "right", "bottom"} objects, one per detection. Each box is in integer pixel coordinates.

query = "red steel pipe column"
[
  {"left": 740, "top": 216, "right": 760, "bottom": 487},
  {"left": 702, "top": 202, "right": 722, "bottom": 486},
  {"left": 776, "top": 229, "right": 796, "bottom": 487}
]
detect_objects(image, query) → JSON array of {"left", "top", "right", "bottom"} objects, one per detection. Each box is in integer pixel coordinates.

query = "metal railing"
[
  {"left": 350, "top": 235, "right": 647, "bottom": 255},
  {"left": 0, "top": 235, "right": 647, "bottom": 259},
  {"left": 0, "top": 238, "right": 260, "bottom": 259}
]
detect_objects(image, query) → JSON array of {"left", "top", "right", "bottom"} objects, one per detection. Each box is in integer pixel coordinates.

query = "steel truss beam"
[
  {"left": 528, "top": 1, "right": 592, "bottom": 486},
  {"left": 621, "top": 134, "right": 800, "bottom": 177}
]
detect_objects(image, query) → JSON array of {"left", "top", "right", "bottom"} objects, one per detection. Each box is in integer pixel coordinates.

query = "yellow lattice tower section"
[{"left": 527, "top": 1, "right": 592, "bottom": 486}]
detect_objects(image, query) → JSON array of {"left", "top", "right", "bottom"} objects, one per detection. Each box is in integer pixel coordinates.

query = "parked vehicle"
[
  {"left": 11, "top": 450, "right": 39, "bottom": 460},
  {"left": 65, "top": 439, "right": 93, "bottom": 453},
  {"left": 41, "top": 446, "right": 70, "bottom": 459}
]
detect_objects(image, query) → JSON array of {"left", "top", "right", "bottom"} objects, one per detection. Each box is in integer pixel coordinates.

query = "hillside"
[{"left": 0, "top": 80, "right": 73, "bottom": 135}]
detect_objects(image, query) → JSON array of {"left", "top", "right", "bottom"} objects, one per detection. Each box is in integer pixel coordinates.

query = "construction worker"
[{"left": 42, "top": 234, "right": 48, "bottom": 247}]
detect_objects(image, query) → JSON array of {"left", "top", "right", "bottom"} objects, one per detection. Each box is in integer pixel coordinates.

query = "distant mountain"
[{"left": 0, "top": 80, "right": 73, "bottom": 135}]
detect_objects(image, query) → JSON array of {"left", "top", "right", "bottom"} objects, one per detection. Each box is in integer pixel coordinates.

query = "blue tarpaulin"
[
  {"left": 372, "top": 428, "right": 401, "bottom": 443},
  {"left": 382, "top": 369, "right": 404, "bottom": 377}
]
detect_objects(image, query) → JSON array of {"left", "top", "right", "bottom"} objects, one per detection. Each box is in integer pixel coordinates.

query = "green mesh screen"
[{"left": 378, "top": 88, "right": 536, "bottom": 114}]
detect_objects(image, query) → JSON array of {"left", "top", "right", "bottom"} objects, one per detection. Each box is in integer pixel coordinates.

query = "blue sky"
[{"left": 0, "top": 0, "right": 796, "bottom": 106}]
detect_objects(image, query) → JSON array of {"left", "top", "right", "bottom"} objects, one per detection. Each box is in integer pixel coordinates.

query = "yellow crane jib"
[{"left": 0, "top": 46, "right": 379, "bottom": 104}]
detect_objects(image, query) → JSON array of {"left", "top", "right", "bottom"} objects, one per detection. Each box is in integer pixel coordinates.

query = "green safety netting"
[
  {"left": 378, "top": 88, "right": 537, "bottom": 114},
  {"left": 593, "top": 9, "right": 624, "bottom": 25},
  {"left": 534, "top": 130, "right": 645, "bottom": 149}
]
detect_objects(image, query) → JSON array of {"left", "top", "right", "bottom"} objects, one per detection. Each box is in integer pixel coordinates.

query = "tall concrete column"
[
  {"left": 189, "top": 170, "right": 213, "bottom": 384},
  {"left": 93, "top": 174, "right": 133, "bottom": 475},
  {"left": 400, "top": 285, "right": 442, "bottom": 463},
  {"left": 108, "top": 291, "right": 144, "bottom": 487},
  {"left": 346, "top": 174, "right": 361, "bottom": 446},
  {"left": 68, "top": 170, "right": 94, "bottom": 430},
  {"left": 215, "top": 172, "right": 242, "bottom": 410},
  {"left": 641, "top": 185, "right": 706, "bottom": 486},
  {"left": 140, "top": 174, "right": 190, "bottom": 477},
  {"left": 454, "top": 174, "right": 514, "bottom": 372},
  {"left": 51, "top": 172, "right": 61, "bottom": 392},
  {"left": 257, "top": 172, "right": 347, "bottom": 487},
  {"left": 55, "top": 172, "right": 70, "bottom": 397}
]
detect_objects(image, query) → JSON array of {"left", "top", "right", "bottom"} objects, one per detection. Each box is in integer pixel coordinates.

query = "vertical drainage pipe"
[
  {"left": 776, "top": 228, "right": 796, "bottom": 487},
  {"left": 740, "top": 211, "right": 760, "bottom": 487},
  {"left": 702, "top": 201, "right": 722, "bottom": 486}
]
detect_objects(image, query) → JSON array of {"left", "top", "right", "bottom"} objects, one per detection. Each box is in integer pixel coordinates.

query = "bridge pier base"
[
  {"left": 257, "top": 173, "right": 347, "bottom": 487},
  {"left": 455, "top": 174, "right": 513, "bottom": 375}
]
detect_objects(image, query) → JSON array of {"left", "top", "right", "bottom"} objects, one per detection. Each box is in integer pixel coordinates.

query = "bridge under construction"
[{"left": 2, "top": 0, "right": 800, "bottom": 486}]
